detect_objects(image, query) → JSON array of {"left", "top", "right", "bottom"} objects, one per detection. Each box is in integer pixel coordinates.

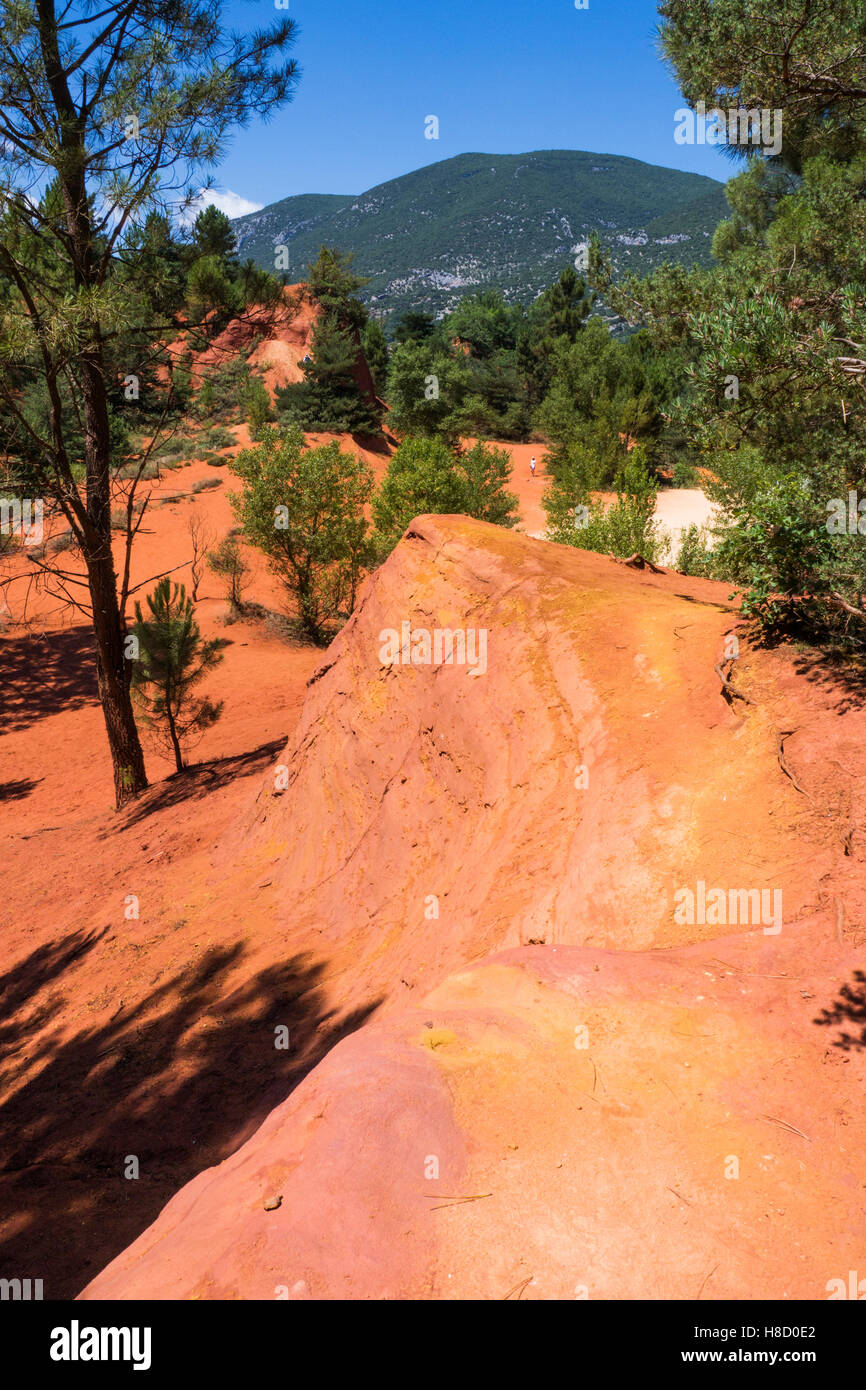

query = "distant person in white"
[{"left": 530, "top": 456, "right": 536, "bottom": 478}]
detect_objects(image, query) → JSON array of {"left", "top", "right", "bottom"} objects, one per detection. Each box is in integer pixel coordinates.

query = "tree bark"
[
  {"left": 164, "top": 696, "right": 185, "bottom": 774},
  {"left": 86, "top": 538, "right": 149, "bottom": 805}
]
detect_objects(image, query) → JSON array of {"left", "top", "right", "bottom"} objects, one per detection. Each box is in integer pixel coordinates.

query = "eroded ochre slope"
[{"left": 79, "top": 517, "right": 866, "bottom": 1300}]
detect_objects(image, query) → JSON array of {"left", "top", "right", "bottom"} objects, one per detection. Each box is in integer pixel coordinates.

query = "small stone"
[{"left": 264, "top": 1194, "right": 282, "bottom": 1211}]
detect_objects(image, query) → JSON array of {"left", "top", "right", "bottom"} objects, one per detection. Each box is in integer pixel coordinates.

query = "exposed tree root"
[
  {"left": 777, "top": 729, "right": 810, "bottom": 797},
  {"left": 714, "top": 660, "right": 758, "bottom": 708},
  {"left": 613, "top": 552, "right": 666, "bottom": 573}
]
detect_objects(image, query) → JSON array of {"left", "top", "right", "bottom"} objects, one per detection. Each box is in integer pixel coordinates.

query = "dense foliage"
[
  {"left": 229, "top": 423, "right": 374, "bottom": 641},
  {"left": 587, "top": 0, "right": 866, "bottom": 643},
  {"left": 0, "top": 0, "right": 299, "bottom": 805},
  {"left": 275, "top": 248, "right": 384, "bottom": 435},
  {"left": 372, "top": 437, "right": 519, "bottom": 556}
]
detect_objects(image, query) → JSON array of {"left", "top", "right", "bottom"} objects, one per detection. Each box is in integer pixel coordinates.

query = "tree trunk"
[
  {"left": 86, "top": 541, "right": 149, "bottom": 806},
  {"left": 164, "top": 699, "right": 185, "bottom": 774}
]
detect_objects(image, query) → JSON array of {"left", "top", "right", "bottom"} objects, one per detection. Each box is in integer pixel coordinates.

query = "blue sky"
[{"left": 208, "top": 0, "right": 730, "bottom": 217}]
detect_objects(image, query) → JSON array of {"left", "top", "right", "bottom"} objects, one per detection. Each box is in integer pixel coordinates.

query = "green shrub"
[
  {"left": 229, "top": 423, "right": 373, "bottom": 641},
  {"left": 131, "top": 576, "right": 224, "bottom": 772},
  {"left": 194, "top": 361, "right": 251, "bottom": 424},
  {"left": 372, "top": 436, "right": 519, "bottom": 556},
  {"left": 671, "top": 458, "right": 700, "bottom": 487},
  {"left": 547, "top": 449, "right": 667, "bottom": 562},
  {"left": 208, "top": 534, "right": 251, "bottom": 612},
  {"left": 199, "top": 425, "right": 235, "bottom": 450},
  {"left": 243, "top": 375, "right": 274, "bottom": 441},
  {"left": 674, "top": 524, "right": 718, "bottom": 578},
  {"left": 117, "top": 458, "right": 160, "bottom": 481}
]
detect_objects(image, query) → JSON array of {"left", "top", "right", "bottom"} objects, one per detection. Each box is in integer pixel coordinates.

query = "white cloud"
[{"left": 181, "top": 188, "right": 265, "bottom": 224}]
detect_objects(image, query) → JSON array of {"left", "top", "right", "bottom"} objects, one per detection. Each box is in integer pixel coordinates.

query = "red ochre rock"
[{"left": 78, "top": 516, "right": 866, "bottom": 1299}]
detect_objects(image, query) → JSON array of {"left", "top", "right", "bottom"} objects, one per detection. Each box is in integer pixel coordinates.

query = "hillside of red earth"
[
  {"left": 165, "top": 285, "right": 381, "bottom": 408},
  {"left": 3, "top": 476, "right": 865, "bottom": 1298}
]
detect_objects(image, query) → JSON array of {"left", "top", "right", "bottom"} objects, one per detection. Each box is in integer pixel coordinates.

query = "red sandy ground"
[{"left": 1, "top": 376, "right": 864, "bottom": 1299}]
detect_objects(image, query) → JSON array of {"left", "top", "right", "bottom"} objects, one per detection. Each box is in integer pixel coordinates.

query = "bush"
[
  {"left": 243, "top": 375, "right": 274, "bottom": 441},
  {"left": 45, "top": 530, "right": 78, "bottom": 555},
  {"left": 700, "top": 450, "right": 866, "bottom": 643},
  {"left": 575, "top": 497, "right": 668, "bottom": 564},
  {"left": 192, "top": 476, "right": 222, "bottom": 493},
  {"left": 671, "top": 458, "right": 700, "bottom": 487},
  {"left": 207, "top": 534, "right": 251, "bottom": 612},
  {"left": 458, "top": 440, "right": 521, "bottom": 527},
  {"left": 194, "top": 361, "right": 252, "bottom": 424},
  {"left": 546, "top": 450, "right": 667, "bottom": 562},
  {"left": 674, "top": 523, "right": 718, "bottom": 578},
  {"left": 229, "top": 423, "right": 373, "bottom": 641},
  {"left": 199, "top": 425, "right": 235, "bottom": 450},
  {"left": 372, "top": 436, "right": 519, "bottom": 555},
  {"left": 150, "top": 436, "right": 198, "bottom": 465},
  {"left": 110, "top": 500, "right": 147, "bottom": 530},
  {"left": 117, "top": 458, "right": 160, "bottom": 481}
]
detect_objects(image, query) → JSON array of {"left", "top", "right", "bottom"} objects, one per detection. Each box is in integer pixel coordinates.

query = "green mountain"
[{"left": 232, "top": 150, "right": 727, "bottom": 323}]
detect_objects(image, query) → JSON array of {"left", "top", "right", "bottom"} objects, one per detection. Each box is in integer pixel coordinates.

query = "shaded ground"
[
  {"left": 0, "top": 625, "right": 97, "bottom": 732},
  {"left": 1, "top": 933, "right": 379, "bottom": 1297}
]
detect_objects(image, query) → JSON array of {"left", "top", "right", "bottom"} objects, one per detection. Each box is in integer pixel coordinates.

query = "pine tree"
[
  {"left": 131, "top": 212, "right": 187, "bottom": 316},
  {"left": 362, "top": 320, "right": 389, "bottom": 396},
  {"left": 244, "top": 376, "right": 274, "bottom": 441},
  {"left": 0, "top": 0, "right": 299, "bottom": 806},
  {"left": 131, "top": 579, "right": 224, "bottom": 773},
  {"left": 186, "top": 254, "right": 240, "bottom": 327},
  {"left": 537, "top": 266, "right": 595, "bottom": 341},
  {"left": 306, "top": 246, "right": 368, "bottom": 332},
  {"left": 278, "top": 316, "right": 382, "bottom": 434},
  {"left": 393, "top": 311, "right": 437, "bottom": 344},
  {"left": 191, "top": 205, "right": 240, "bottom": 266},
  {"left": 277, "top": 247, "right": 383, "bottom": 434}
]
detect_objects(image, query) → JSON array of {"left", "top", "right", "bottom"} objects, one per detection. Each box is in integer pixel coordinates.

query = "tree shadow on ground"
[
  {"left": 351, "top": 430, "right": 392, "bottom": 455},
  {"left": 814, "top": 970, "right": 866, "bottom": 1050},
  {"left": 114, "top": 736, "right": 288, "bottom": 829},
  {"left": 790, "top": 649, "right": 866, "bottom": 716},
  {"left": 0, "top": 626, "right": 97, "bottom": 731},
  {"left": 0, "top": 777, "right": 41, "bottom": 801},
  {"left": 0, "top": 934, "right": 382, "bottom": 1298},
  {"left": 0, "top": 928, "right": 107, "bottom": 1054}
]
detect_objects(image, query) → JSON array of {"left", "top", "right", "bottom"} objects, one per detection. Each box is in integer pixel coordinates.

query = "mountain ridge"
[{"left": 232, "top": 149, "right": 728, "bottom": 322}]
